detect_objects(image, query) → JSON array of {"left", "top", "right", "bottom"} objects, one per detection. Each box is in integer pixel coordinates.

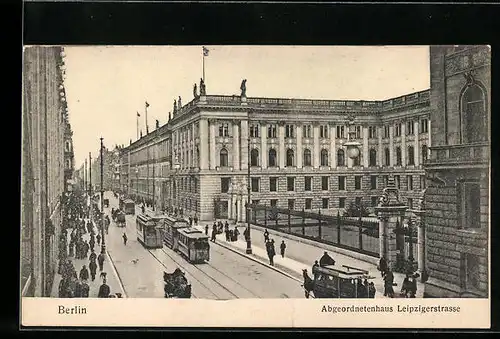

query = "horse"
[{"left": 302, "top": 269, "right": 315, "bottom": 299}]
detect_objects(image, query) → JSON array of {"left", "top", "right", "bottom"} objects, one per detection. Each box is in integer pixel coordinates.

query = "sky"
[{"left": 62, "top": 45, "right": 430, "bottom": 168}]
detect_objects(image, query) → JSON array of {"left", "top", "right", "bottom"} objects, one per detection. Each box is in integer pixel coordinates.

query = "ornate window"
[
  {"left": 320, "top": 149, "right": 329, "bottom": 166},
  {"left": 268, "top": 149, "right": 277, "bottom": 167},
  {"left": 250, "top": 149, "right": 259, "bottom": 167},
  {"left": 286, "top": 149, "right": 295, "bottom": 167},
  {"left": 303, "top": 149, "right": 312, "bottom": 166},
  {"left": 250, "top": 124, "right": 260, "bottom": 138},
  {"left": 421, "top": 144, "right": 428, "bottom": 162},
  {"left": 337, "top": 149, "right": 345, "bottom": 166},
  {"left": 384, "top": 148, "right": 390, "bottom": 166},
  {"left": 369, "top": 149, "right": 377, "bottom": 167},
  {"left": 218, "top": 123, "right": 229, "bottom": 137},
  {"left": 396, "top": 146, "right": 402, "bottom": 166},
  {"left": 219, "top": 148, "right": 228, "bottom": 167},
  {"left": 407, "top": 146, "right": 415, "bottom": 165},
  {"left": 461, "top": 83, "right": 488, "bottom": 143}
]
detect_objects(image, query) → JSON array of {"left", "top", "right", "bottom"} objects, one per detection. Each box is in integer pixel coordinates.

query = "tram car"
[
  {"left": 176, "top": 228, "right": 210, "bottom": 264},
  {"left": 136, "top": 213, "right": 165, "bottom": 249},
  {"left": 302, "top": 264, "right": 375, "bottom": 299},
  {"left": 163, "top": 215, "right": 189, "bottom": 251},
  {"left": 115, "top": 210, "right": 126, "bottom": 227},
  {"left": 123, "top": 199, "right": 136, "bottom": 215}
]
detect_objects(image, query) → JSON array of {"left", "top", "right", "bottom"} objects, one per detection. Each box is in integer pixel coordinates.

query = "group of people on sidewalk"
[
  {"left": 263, "top": 229, "right": 287, "bottom": 266},
  {"left": 378, "top": 256, "right": 418, "bottom": 298},
  {"left": 57, "top": 191, "right": 121, "bottom": 298}
]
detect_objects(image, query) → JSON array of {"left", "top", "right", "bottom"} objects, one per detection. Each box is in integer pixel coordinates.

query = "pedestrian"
[
  {"left": 89, "top": 259, "right": 97, "bottom": 282},
  {"left": 211, "top": 226, "right": 217, "bottom": 242},
  {"left": 123, "top": 233, "right": 128, "bottom": 245},
  {"left": 98, "top": 252, "right": 105, "bottom": 272},
  {"left": 79, "top": 265, "right": 89, "bottom": 282},
  {"left": 98, "top": 278, "right": 111, "bottom": 298},
  {"left": 264, "top": 229, "right": 269, "bottom": 242},
  {"left": 233, "top": 227, "right": 239, "bottom": 241},
  {"left": 266, "top": 241, "right": 276, "bottom": 266},
  {"left": 68, "top": 239, "right": 75, "bottom": 257},
  {"left": 280, "top": 240, "right": 286, "bottom": 258},
  {"left": 312, "top": 260, "right": 319, "bottom": 279},
  {"left": 189, "top": 216, "right": 193, "bottom": 226},
  {"left": 74, "top": 279, "right": 83, "bottom": 298},
  {"left": 368, "top": 282, "right": 376, "bottom": 298},
  {"left": 228, "top": 229, "right": 233, "bottom": 242},
  {"left": 89, "top": 249, "right": 97, "bottom": 263},
  {"left": 96, "top": 233, "right": 101, "bottom": 245},
  {"left": 194, "top": 215, "right": 198, "bottom": 226},
  {"left": 384, "top": 269, "right": 395, "bottom": 298},
  {"left": 84, "top": 240, "right": 90, "bottom": 258},
  {"left": 225, "top": 227, "right": 230, "bottom": 242},
  {"left": 205, "top": 224, "right": 209, "bottom": 236},
  {"left": 379, "top": 256, "right": 388, "bottom": 278}
]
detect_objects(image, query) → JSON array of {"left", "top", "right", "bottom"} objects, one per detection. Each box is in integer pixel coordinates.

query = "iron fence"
[{"left": 249, "top": 204, "right": 380, "bottom": 257}]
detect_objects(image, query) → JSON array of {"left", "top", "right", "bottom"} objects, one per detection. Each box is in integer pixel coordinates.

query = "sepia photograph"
[{"left": 21, "top": 45, "right": 490, "bottom": 327}]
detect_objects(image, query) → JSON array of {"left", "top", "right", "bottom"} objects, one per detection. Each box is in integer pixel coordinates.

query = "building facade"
[
  {"left": 120, "top": 89, "right": 431, "bottom": 223},
  {"left": 423, "top": 45, "right": 490, "bottom": 298},
  {"left": 22, "top": 46, "right": 70, "bottom": 297},
  {"left": 64, "top": 122, "right": 75, "bottom": 191},
  {"left": 90, "top": 145, "right": 121, "bottom": 192}
]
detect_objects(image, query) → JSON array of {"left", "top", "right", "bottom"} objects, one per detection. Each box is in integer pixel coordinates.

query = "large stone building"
[
  {"left": 64, "top": 121, "right": 75, "bottom": 191},
  {"left": 21, "top": 46, "right": 70, "bottom": 297},
  {"left": 119, "top": 86, "right": 431, "bottom": 223},
  {"left": 90, "top": 145, "right": 121, "bottom": 192},
  {"left": 423, "top": 45, "right": 490, "bottom": 298}
]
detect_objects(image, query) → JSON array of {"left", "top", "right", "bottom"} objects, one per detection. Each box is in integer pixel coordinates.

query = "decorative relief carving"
[
  {"left": 278, "top": 120, "right": 286, "bottom": 126},
  {"left": 446, "top": 48, "right": 490, "bottom": 77}
]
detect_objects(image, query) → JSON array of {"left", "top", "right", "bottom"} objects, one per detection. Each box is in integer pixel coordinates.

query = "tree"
[{"left": 343, "top": 202, "right": 370, "bottom": 217}]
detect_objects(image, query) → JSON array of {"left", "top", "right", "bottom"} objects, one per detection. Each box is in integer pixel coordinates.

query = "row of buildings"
[
  {"left": 21, "top": 46, "right": 75, "bottom": 297},
  {"left": 115, "top": 45, "right": 489, "bottom": 298}
]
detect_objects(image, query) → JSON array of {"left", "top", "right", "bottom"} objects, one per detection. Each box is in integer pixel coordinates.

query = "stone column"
[
  {"left": 414, "top": 120, "right": 420, "bottom": 166},
  {"left": 363, "top": 126, "right": 369, "bottom": 167},
  {"left": 278, "top": 122, "right": 285, "bottom": 168},
  {"left": 427, "top": 119, "right": 431, "bottom": 152},
  {"left": 296, "top": 123, "right": 303, "bottom": 168},
  {"left": 329, "top": 124, "right": 336, "bottom": 167},
  {"left": 389, "top": 125, "right": 394, "bottom": 166},
  {"left": 228, "top": 194, "right": 233, "bottom": 220},
  {"left": 378, "top": 216, "right": 388, "bottom": 260},
  {"left": 401, "top": 122, "right": 406, "bottom": 166},
  {"left": 260, "top": 122, "right": 267, "bottom": 169},
  {"left": 233, "top": 120, "right": 240, "bottom": 170},
  {"left": 241, "top": 195, "right": 247, "bottom": 223},
  {"left": 313, "top": 124, "right": 320, "bottom": 168},
  {"left": 240, "top": 119, "right": 249, "bottom": 170},
  {"left": 209, "top": 119, "right": 217, "bottom": 169},
  {"left": 378, "top": 126, "right": 383, "bottom": 166}
]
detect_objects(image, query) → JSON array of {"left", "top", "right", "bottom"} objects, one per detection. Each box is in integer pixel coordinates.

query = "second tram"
[
  {"left": 136, "top": 213, "right": 165, "bottom": 249},
  {"left": 176, "top": 228, "right": 210, "bottom": 263}
]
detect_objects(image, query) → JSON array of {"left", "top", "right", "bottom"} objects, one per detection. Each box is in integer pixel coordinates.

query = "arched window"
[
  {"left": 396, "top": 147, "right": 402, "bottom": 166},
  {"left": 369, "top": 149, "right": 377, "bottom": 167},
  {"left": 66, "top": 159, "right": 71, "bottom": 169},
  {"left": 219, "top": 148, "right": 228, "bottom": 167},
  {"left": 268, "top": 149, "right": 277, "bottom": 167},
  {"left": 320, "top": 149, "right": 329, "bottom": 166},
  {"left": 407, "top": 146, "right": 415, "bottom": 165},
  {"left": 286, "top": 149, "right": 295, "bottom": 167},
  {"left": 65, "top": 141, "right": 71, "bottom": 152},
  {"left": 251, "top": 148, "right": 259, "bottom": 166},
  {"left": 303, "top": 149, "right": 312, "bottom": 166},
  {"left": 461, "top": 84, "right": 487, "bottom": 143},
  {"left": 337, "top": 149, "right": 345, "bottom": 167},
  {"left": 421, "top": 144, "right": 428, "bottom": 162},
  {"left": 384, "top": 148, "right": 391, "bottom": 166}
]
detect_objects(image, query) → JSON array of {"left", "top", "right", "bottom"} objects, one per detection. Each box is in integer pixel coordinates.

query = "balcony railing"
[{"left": 427, "top": 142, "right": 489, "bottom": 166}]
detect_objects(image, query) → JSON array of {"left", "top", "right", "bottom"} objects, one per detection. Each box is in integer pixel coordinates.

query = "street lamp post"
[
  {"left": 173, "top": 155, "right": 180, "bottom": 213},
  {"left": 100, "top": 137, "right": 106, "bottom": 253},
  {"left": 135, "top": 166, "right": 139, "bottom": 202}
]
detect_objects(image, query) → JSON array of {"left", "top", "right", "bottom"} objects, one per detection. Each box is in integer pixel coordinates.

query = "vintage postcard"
[{"left": 20, "top": 45, "right": 490, "bottom": 328}]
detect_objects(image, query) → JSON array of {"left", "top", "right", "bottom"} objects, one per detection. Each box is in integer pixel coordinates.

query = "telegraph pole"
[{"left": 246, "top": 115, "right": 252, "bottom": 254}]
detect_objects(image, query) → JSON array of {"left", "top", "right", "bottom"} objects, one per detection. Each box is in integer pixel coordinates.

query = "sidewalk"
[
  {"left": 194, "top": 223, "right": 423, "bottom": 298},
  {"left": 51, "top": 223, "right": 127, "bottom": 298}
]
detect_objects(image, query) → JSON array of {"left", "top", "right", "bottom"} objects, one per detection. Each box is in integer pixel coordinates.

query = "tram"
[
  {"left": 123, "top": 199, "right": 136, "bottom": 215},
  {"left": 163, "top": 215, "right": 189, "bottom": 251},
  {"left": 176, "top": 228, "right": 210, "bottom": 263},
  {"left": 136, "top": 213, "right": 165, "bottom": 249},
  {"left": 303, "top": 264, "right": 375, "bottom": 299}
]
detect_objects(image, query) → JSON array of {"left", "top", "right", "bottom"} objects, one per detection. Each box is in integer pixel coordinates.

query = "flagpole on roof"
[
  {"left": 202, "top": 46, "right": 209, "bottom": 82},
  {"left": 145, "top": 101, "right": 149, "bottom": 134},
  {"left": 136, "top": 111, "right": 140, "bottom": 140}
]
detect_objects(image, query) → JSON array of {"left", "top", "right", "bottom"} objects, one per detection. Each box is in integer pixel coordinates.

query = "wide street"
[{"left": 103, "top": 192, "right": 304, "bottom": 299}]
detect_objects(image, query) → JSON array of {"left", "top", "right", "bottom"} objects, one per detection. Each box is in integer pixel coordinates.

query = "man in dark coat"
[
  {"left": 266, "top": 240, "right": 276, "bottom": 266},
  {"left": 98, "top": 278, "right": 111, "bottom": 298},
  {"left": 379, "top": 256, "right": 388, "bottom": 278},
  {"left": 79, "top": 265, "right": 89, "bottom": 282},
  {"left": 122, "top": 233, "right": 128, "bottom": 245},
  {"left": 211, "top": 226, "right": 217, "bottom": 242},
  {"left": 98, "top": 252, "right": 105, "bottom": 271},
  {"left": 89, "top": 236, "right": 95, "bottom": 252},
  {"left": 96, "top": 233, "right": 101, "bottom": 245},
  {"left": 89, "top": 259, "right": 98, "bottom": 281},
  {"left": 264, "top": 229, "right": 270, "bottom": 242},
  {"left": 319, "top": 251, "right": 335, "bottom": 267},
  {"left": 384, "top": 269, "right": 395, "bottom": 298},
  {"left": 80, "top": 280, "right": 90, "bottom": 298},
  {"left": 205, "top": 225, "right": 209, "bottom": 236},
  {"left": 280, "top": 240, "right": 287, "bottom": 258}
]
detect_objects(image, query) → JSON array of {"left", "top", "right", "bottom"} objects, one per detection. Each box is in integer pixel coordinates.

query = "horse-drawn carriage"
[
  {"left": 163, "top": 268, "right": 191, "bottom": 298},
  {"left": 112, "top": 209, "right": 126, "bottom": 227},
  {"left": 302, "top": 264, "right": 375, "bottom": 299}
]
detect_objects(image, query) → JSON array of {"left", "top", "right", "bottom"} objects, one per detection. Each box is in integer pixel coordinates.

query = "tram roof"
[
  {"left": 314, "top": 265, "right": 372, "bottom": 279},
  {"left": 178, "top": 227, "right": 209, "bottom": 239}
]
